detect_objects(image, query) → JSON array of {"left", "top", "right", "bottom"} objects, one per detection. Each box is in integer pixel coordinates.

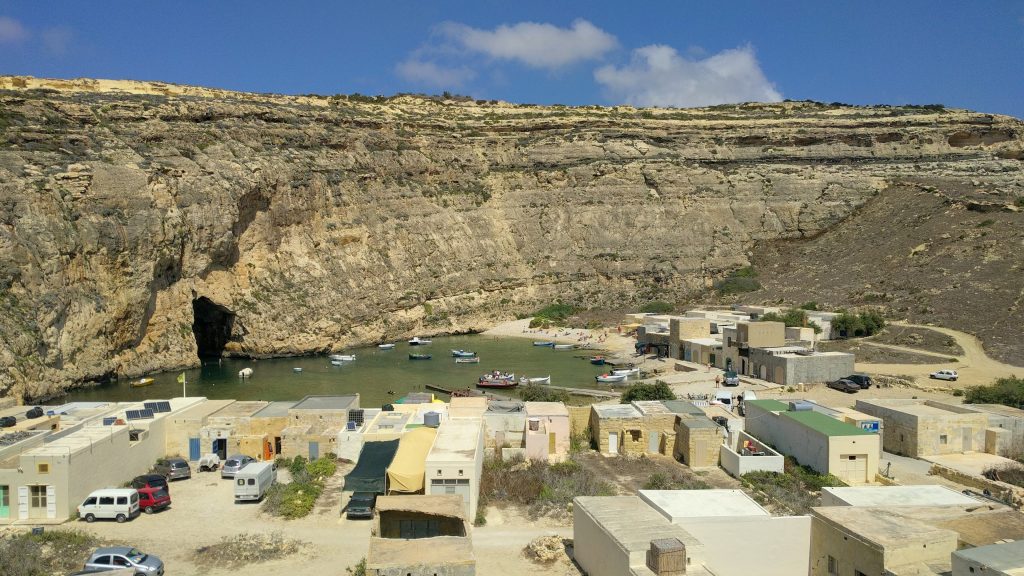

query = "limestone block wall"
[{"left": 674, "top": 420, "right": 720, "bottom": 467}]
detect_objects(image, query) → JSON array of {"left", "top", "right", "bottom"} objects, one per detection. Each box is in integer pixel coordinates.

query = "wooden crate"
[{"left": 646, "top": 538, "right": 686, "bottom": 575}]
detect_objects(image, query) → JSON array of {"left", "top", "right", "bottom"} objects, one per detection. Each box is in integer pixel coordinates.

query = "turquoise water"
[{"left": 59, "top": 335, "right": 614, "bottom": 408}]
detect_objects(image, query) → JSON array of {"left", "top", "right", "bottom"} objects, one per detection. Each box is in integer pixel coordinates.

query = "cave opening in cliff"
[{"left": 192, "top": 297, "right": 235, "bottom": 358}]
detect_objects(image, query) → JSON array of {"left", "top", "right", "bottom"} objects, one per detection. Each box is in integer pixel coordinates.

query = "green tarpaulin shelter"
[{"left": 343, "top": 440, "right": 400, "bottom": 493}]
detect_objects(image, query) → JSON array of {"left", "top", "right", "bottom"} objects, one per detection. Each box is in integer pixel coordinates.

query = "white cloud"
[
  {"left": 395, "top": 58, "right": 476, "bottom": 88},
  {"left": 439, "top": 19, "right": 617, "bottom": 69},
  {"left": 41, "top": 26, "right": 73, "bottom": 56},
  {"left": 0, "top": 16, "right": 29, "bottom": 44},
  {"left": 594, "top": 44, "right": 782, "bottom": 108}
]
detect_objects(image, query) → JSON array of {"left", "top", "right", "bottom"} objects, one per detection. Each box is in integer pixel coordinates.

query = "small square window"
[
  {"left": 37, "top": 463, "right": 49, "bottom": 474},
  {"left": 940, "top": 434, "right": 948, "bottom": 444},
  {"left": 458, "top": 470, "right": 463, "bottom": 476}
]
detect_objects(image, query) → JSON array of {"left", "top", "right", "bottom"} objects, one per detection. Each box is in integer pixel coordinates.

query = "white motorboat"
[
  {"left": 329, "top": 354, "right": 356, "bottom": 362},
  {"left": 519, "top": 375, "right": 551, "bottom": 385},
  {"left": 595, "top": 373, "right": 627, "bottom": 384},
  {"left": 330, "top": 360, "right": 347, "bottom": 366},
  {"left": 238, "top": 367, "right": 253, "bottom": 378},
  {"left": 552, "top": 344, "right": 574, "bottom": 350},
  {"left": 408, "top": 337, "right": 432, "bottom": 345},
  {"left": 611, "top": 367, "right": 640, "bottom": 377},
  {"left": 292, "top": 367, "right": 303, "bottom": 373},
  {"left": 378, "top": 343, "right": 396, "bottom": 350}
]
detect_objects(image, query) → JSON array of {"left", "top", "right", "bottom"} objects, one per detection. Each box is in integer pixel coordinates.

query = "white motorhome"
[
  {"left": 234, "top": 461, "right": 275, "bottom": 502},
  {"left": 78, "top": 489, "right": 140, "bottom": 523}
]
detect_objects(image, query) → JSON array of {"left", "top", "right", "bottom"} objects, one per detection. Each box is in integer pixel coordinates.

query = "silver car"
[
  {"left": 84, "top": 546, "right": 164, "bottom": 575},
  {"left": 155, "top": 457, "right": 192, "bottom": 480},
  {"left": 221, "top": 454, "right": 256, "bottom": 479}
]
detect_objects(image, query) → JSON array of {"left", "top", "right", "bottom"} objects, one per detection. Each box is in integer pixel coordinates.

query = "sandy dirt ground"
[{"left": 69, "top": 470, "right": 578, "bottom": 576}]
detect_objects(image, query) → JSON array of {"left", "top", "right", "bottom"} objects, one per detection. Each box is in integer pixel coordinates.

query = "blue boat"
[
  {"left": 451, "top": 349, "right": 477, "bottom": 358},
  {"left": 533, "top": 341, "right": 555, "bottom": 347}
]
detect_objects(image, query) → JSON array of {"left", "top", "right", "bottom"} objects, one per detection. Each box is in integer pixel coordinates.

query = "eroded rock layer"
[{"left": 0, "top": 76, "right": 1021, "bottom": 399}]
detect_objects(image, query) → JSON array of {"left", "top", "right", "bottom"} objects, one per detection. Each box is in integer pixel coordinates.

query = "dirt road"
[{"left": 856, "top": 322, "right": 1023, "bottom": 388}]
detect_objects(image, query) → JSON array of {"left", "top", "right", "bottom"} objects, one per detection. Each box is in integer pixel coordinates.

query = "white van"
[
  {"left": 713, "top": 390, "right": 734, "bottom": 406},
  {"left": 234, "top": 461, "right": 275, "bottom": 502},
  {"left": 78, "top": 488, "right": 140, "bottom": 523}
]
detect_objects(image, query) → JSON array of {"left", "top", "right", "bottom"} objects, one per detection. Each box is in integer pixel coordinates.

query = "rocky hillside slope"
[{"left": 0, "top": 76, "right": 1021, "bottom": 400}]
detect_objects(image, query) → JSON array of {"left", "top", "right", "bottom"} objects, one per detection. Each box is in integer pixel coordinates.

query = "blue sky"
[{"left": 1, "top": 1, "right": 1022, "bottom": 117}]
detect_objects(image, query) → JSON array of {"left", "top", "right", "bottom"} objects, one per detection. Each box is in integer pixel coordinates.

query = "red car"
[{"left": 137, "top": 486, "right": 171, "bottom": 514}]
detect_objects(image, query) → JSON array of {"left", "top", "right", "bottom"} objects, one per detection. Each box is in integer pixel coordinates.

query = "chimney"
[{"left": 646, "top": 538, "right": 686, "bottom": 575}]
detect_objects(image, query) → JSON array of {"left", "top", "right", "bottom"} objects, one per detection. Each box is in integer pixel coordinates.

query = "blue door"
[
  {"left": 189, "top": 438, "right": 201, "bottom": 461},
  {"left": 309, "top": 441, "right": 319, "bottom": 460}
]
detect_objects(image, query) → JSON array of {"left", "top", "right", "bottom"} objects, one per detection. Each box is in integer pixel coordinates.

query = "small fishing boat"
[
  {"left": 329, "top": 354, "right": 356, "bottom": 362},
  {"left": 293, "top": 367, "right": 303, "bottom": 373},
  {"left": 377, "top": 343, "right": 396, "bottom": 350},
  {"left": 130, "top": 377, "right": 155, "bottom": 388},
  {"left": 451, "top": 349, "right": 477, "bottom": 358},
  {"left": 595, "top": 373, "right": 626, "bottom": 384},
  {"left": 330, "top": 360, "right": 347, "bottom": 366},
  {"left": 477, "top": 378, "right": 519, "bottom": 389},
  {"left": 612, "top": 367, "right": 640, "bottom": 377},
  {"left": 409, "top": 353, "right": 433, "bottom": 360},
  {"left": 519, "top": 375, "right": 551, "bottom": 386},
  {"left": 238, "top": 368, "right": 254, "bottom": 379},
  {"left": 408, "top": 337, "right": 432, "bottom": 345},
  {"left": 552, "top": 344, "right": 575, "bottom": 350},
  {"left": 590, "top": 356, "right": 606, "bottom": 365},
  {"left": 480, "top": 371, "right": 515, "bottom": 382},
  {"left": 533, "top": 341, "right": 555, "bottom": 347},
  {"left": 455, "top": 357, "right": 481, "bottom": 364}
]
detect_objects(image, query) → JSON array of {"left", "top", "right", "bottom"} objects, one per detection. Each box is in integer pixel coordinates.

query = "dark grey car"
[
  {"left": 221, "top": 455, "right": 256, "bottom": 479},
  {"left": 827, "top": 379, "right": 860, "bottom": 394},
  {"left": 346, "top": 492, "right": 377, "bottom": 519},
  {"left": 844, "top": 374, "right": 873, "bottom": 389},
  {"left": 155, "top": 457, "right": 191, "bottom": 480},
  {"left": 84, "top": 546, "right": 164, "bottom": 575}
]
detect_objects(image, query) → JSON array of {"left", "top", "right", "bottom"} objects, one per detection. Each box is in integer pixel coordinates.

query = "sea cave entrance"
[{"left": 192, "top": 297, "right": 235, "bottom": 359}]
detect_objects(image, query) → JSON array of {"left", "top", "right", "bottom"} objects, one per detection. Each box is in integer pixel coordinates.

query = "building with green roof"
[{"left": 744, "top": 400, "right": 879, "bottom": 484}]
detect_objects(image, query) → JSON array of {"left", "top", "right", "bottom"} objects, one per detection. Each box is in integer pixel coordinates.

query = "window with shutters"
[{"left": 29, "top": 485, "right": 47, "bottom": 509}]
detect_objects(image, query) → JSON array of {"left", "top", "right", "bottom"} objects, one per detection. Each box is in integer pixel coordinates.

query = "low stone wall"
[{"left": 928, "top": 463, "right": 1024, "bottom": 509}]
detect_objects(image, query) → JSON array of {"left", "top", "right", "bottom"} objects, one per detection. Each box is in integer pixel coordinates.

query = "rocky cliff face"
[{"left": 0, "top": 76, "right": 1021, "bottom": 400}]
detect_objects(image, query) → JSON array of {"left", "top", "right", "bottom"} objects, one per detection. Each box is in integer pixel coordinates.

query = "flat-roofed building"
[
  {"left": 425, "top": 418, "right": 484, "bottom": 519},
  {"left": 952, "top": 540, "right": 1024, "bottom": 576},
  {"left": 855, "top": 399, "right": 990, "bottom": 457},
  {"left": 810, "top": 506, "right": 958, "bottom": 576},
  {"left": 523, "top": 402, "right": 570, "bottom": 463},
  {"left": 281, "top": 395, "right": 359, "bottom": 459},
  {"left": 367, "top": 495, "right": 475, "bottom": 576},
  {"left": 745, "top": 399, "right": 879, "bottom": 484}
]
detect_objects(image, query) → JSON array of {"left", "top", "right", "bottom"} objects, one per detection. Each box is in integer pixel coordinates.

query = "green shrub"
[
  {"left": 799, "top": 302, "right": 819, "bottom": 310},
  {"left": 530, "top": 302, "right": 580, "bottom": 327},
  {"left": 621, "top": 380, "right": 676, "bottom": 403},
  {"left": 305, "top": 458, "right": 337, "bottom": 480},
  {"left": 640, "top": 301, "right": 674, "bottom": 314},
  {"left": 832, "top": 309, "right": 886, "bottom": 338},
  {"left": 965, "top": 376, "right": 1024, "bottom": 408},
  {"left": 741, "top": 456, "right": 845, "bottom": 514},
  {"left": 519, "top": 383, "right": 569, "bottom": 403},
  {"left": 714, "top": 276, "right": 762, "bottom": 295},
  {"left": 480, "top": 455, "right": 614, "bottom": 519},
  {"left": 262, "top": 482, "right": 322, "bottom": 519},
  {"left": 759, "top": 309, "right": 822, "bottom": 333},
  {"left": 346, "top": 558, "right": 368, "bottom": 576},
  {"left": 288, "top": 455, "right": 307, "bottom": 478},
  {"left": 977, "top": 219, "right": 995, "bottom": 227},
  {"left": 0, "top": 529, "right": 100, "bottom": 576}
]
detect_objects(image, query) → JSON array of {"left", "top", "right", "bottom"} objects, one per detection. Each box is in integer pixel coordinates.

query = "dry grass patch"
[{"left": 195, "top": 532, "right": 305, "bottom": 568}]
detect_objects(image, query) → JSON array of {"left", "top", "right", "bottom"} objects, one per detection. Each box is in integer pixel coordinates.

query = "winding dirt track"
[{"left": 856, "top": 322, "right": 1023, "bottom": 387}]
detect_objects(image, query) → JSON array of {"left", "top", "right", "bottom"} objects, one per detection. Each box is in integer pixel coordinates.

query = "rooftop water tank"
[
  {"left": 424, "top": 411, "right": 441, "bottom": 428},
  {"left": 528, "top": 418, "right": 540, "bottom": 432}
]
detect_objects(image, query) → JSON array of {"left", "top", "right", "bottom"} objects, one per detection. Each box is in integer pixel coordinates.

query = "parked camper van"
[
  {"left": 234, "top": 461, "right": 275, "bottom": 502},
  {"left": 78, "top": 489, "right": 140, "bottom": 523}
]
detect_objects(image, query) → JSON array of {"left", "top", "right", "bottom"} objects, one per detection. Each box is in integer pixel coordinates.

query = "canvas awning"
[
  {"left": 343, "top": 440, "right": 400, "bottom": 494},
  {"left": 386, "top": 427, "right": 437, "bottom": 493}
]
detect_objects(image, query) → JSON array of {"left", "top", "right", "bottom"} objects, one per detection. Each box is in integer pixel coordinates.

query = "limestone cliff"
[{"left": 0, "top": 76, "right": 1021, "bottom": 400}]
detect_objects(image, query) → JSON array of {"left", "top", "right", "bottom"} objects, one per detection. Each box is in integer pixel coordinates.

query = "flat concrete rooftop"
[
  {"left": 209, "top": 400, "right": 268, "bottom": 418},
  {"left": 822, "top": 485, "right": 980, "bottom": 507},
  {"left": 811, "top": 506, "right": 957, "bottom": 549},
  {"left": 640, "top": 489, "right": 768, "bottom": 520},
  {"left": 427, "top": 418, "right": 480, "bottom": 462},
  {"left": 524, "top": 402, "right": 569, "bottom": 417},
  {"left": 575, "top": 496, "right": 699, "bottom": 552},
  {"left": 954, "top": 540, "right": 1024, "bottom": 574},
  {"left": 367, "top": 536, "right": 474, "bottom": 569},
  {"left": 291, "top": 395, "right": 357, "bottom": 411},
  {"left": 632, "top": 401, "right": 671, "bottom": 415},
  {"left": 593, "top": 404, "right": 642, "bottom": 419},
  {"left": 252, "top": 401, "right": 296, "bottom": 418}
]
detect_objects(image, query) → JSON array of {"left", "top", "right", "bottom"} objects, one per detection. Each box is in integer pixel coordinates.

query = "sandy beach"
[{"left": 483, "top": 318, "right": 638, "bottom": 356}]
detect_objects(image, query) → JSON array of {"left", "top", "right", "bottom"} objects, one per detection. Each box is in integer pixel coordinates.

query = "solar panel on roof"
[
  {"left": 102, "top": 417, "right": 116, "bottom": 426},
  {"left": 125, "top": 409, "right": 154, "bottom": 421},
  {"left": 143, "top": 401, "right": 172, "bottom": 413}
]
